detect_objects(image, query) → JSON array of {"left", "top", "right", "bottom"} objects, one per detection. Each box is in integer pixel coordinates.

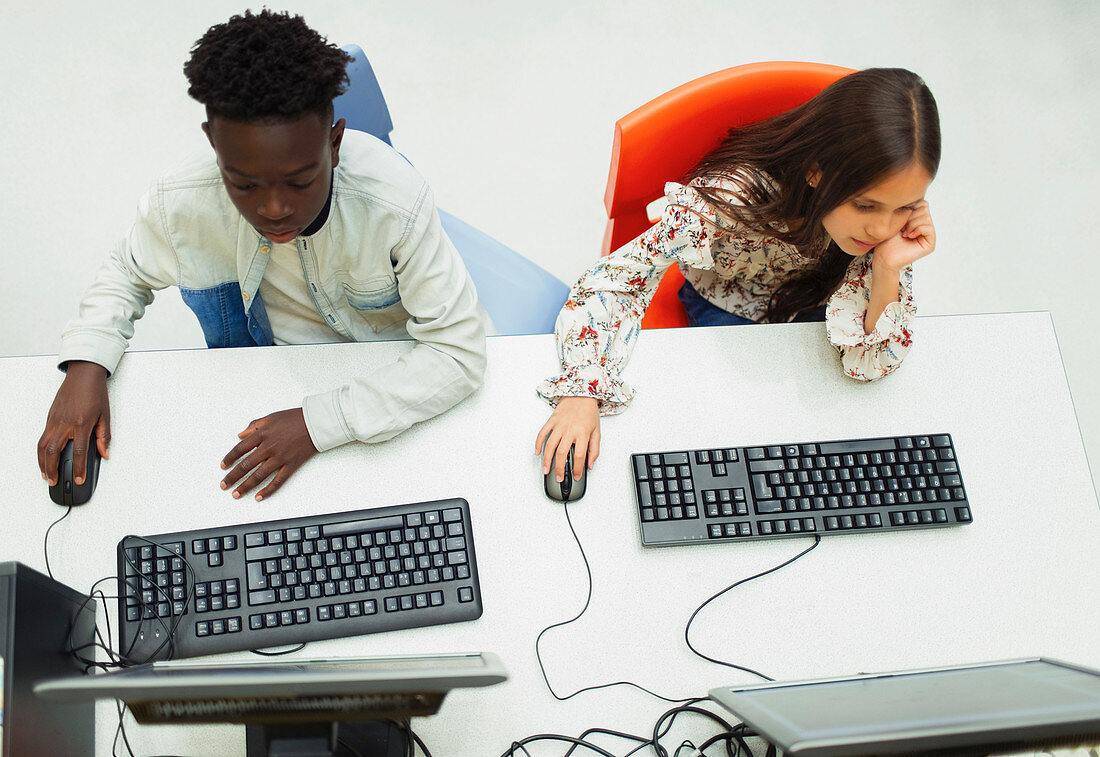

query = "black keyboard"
[
  {"left": 117, "top": 498, "right": 482, "bottom": 661},
  {"left": 631, "top": 434, "right": 971, "bottom": 547}
]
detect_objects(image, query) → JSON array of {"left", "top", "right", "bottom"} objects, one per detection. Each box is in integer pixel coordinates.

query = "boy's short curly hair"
[{"left": 184, "top": 9, "right": 352, "bottom": 123}]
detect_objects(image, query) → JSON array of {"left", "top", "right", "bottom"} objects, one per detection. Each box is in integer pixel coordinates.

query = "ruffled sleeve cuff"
[
  {"left": 536, "top": 364, "right": 635, "bottom": 416},
  {"left": 825, "top": 262, "right": 915, "bottom": 382}
]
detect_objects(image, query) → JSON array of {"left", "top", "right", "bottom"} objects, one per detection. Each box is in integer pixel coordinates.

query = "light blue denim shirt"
[{"left": 59, "top": 130, "right": 487, "bottom": 451}]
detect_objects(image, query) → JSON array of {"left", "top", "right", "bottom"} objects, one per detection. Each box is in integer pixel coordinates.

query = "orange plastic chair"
[{"left": 602, "top": 61, "right": 856, "bottom": 329}]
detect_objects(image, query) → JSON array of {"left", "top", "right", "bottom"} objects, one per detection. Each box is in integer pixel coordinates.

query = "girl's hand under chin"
[{"left": 873, "top": 200, "right": 936, "bottom": 273}]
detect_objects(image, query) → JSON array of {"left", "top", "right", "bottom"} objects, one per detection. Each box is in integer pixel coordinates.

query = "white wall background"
[{"left": 2, "top": 1, "right": 1097, "bottom": 495}]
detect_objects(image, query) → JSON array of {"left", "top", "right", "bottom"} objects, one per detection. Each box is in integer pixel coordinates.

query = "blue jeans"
[
  {"left": 677, "top": 280, "right": 825, "bottom": 326},
  {"left": 180, "top": 281, "right": 274, "bottom": 348}
]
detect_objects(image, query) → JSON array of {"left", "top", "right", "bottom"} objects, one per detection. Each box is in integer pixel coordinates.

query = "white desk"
[{"left": 2, "top": 312, "right": 1098, "bottom": 755}]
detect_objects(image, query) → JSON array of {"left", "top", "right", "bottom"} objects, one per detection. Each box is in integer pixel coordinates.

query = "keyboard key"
[
  {"left": 323, "top": 515, "right": 405, "bottom": 537},
  {"left": 749, "top": 459, "right": 785, "bottom": 473},
  {"left": 819, "top": 439, "right": 896, "bottom": 454},
  {"left": 248, "top": 590, "right": 276, "bottom": 606},
  {"left": 246, "top": 544, "right": 285, "bottom": 561}
]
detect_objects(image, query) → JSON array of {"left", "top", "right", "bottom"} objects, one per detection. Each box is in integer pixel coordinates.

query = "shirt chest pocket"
[{"left": 342, "top": 278, "right": 401, "bottom": 311}]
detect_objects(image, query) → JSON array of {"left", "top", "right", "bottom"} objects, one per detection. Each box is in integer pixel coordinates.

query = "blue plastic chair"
[{"left": 334, "top": 44, "right": 569, "bottom": 336}]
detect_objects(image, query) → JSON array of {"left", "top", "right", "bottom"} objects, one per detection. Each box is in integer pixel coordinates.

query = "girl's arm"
[
  {"left": 826, "top": 202, "right": 936, "bottom": 380},
  {"left": 864, "top": 201, "right": 936, "bottom": 334},
  {"left": 534, "top": 182, "right": 722, "bottom": 482}
]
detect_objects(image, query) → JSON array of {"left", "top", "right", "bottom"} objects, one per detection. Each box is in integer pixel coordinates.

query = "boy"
[{"left": 37, "top": 10, "right": 487, "bottom": 501}]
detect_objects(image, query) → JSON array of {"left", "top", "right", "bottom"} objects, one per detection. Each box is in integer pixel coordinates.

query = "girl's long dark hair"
[{"left": 684, "top": 68, "right": 941, "bottom": 323}]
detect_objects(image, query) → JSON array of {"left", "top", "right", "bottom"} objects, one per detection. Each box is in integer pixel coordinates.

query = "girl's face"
[{"left": 821, "top": 161, "right": 933, "bottom": 256}]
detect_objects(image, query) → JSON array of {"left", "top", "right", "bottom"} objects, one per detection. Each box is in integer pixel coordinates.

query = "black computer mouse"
[
  {"left": 544, "top": 444, "right": 587, "bottom": 503},
  {"left": 49, "top": 432, "right": 101, "bottom": 507}
]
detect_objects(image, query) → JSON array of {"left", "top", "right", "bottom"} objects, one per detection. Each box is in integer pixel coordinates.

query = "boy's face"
[{"left": 204, "top": 113, "right": 345, "bottom": 244}]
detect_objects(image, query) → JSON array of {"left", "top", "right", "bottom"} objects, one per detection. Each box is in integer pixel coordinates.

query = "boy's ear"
[
  {"left": 330, "top": 118, "right": 346, "bottom": 168},
  {"left": 201, "top": 121, "right": 215, "bottom": 149}
]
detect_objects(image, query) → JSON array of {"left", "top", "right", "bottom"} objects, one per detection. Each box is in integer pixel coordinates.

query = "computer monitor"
[
  {"left": 709, "top": 658, "right": 1100, "bottom": 757},
  {"left": 35, "top": 651, "right": 507, "bottom": 757}
]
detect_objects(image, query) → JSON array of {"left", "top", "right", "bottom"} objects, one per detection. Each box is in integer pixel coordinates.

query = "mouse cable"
[
  {"left": 392, "top": 718, "right": 433, "bottom": 757},
  {"left": 117, "top": 534, "right": 202, "bottom": 664},
  {"left": 696, "top": 724, "right": 756, "bottom": 757},
  {"left": 648, "top": 703, "right": 741, "bottom": 757},
  {"left": 505, "top": 697, "right": 748, "bottom": 757},
  {"left": 109, "top": 700, "right": 188, "bottom": 757},
  {"left": 64, "top": 575, "right": 145, "bottom": 674},
  {"left": 337, "top": 734, "right": 367, "bottom": 757},
  {"left": 502, "top": 734, "right": 618, "bottom": 757},
  {"left": 68, "top": 534, "right": 203, "bottom": 673},
  {"left": 683, "top": 536, "right": 822, "bottom": 681},
  {"left": 566, "top": 697, "right": 714, "bottom": 757},
  {"left": 43, "top": 503, "right": 74, "bottom": 580},
  {"left": 534, "top": 500, "right": 696, "bottom": 705},
  {"left": 68, "top": 577, "right": 131, "bottom": 672},
  {"left": 113, "top": 698, "right": 136, "bottom": 757},
  {"left": 251, "top": 643, "right": 308, "bottom": 656}
]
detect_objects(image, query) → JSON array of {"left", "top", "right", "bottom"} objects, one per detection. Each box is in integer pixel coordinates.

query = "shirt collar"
[{"left": 300, "top": 170, "right": 334, "bottom": 237}]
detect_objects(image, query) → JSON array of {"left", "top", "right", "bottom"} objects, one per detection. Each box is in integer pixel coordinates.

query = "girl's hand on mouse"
[
  {"left": 220, "top": 408, "right": 318, "bottom": 501},
  {"left": 38, "top": 361, "right": 111, "bottom": 486},
  {"left": 873, "top": 200, "right": 936, "bottom": 273},
  {"left": 535, "top": 397, "right": 600, "bottom": 483}
]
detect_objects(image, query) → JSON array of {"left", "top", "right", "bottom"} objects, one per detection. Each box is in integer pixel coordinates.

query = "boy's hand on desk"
[
  {"left": 38, "top": 360, "right": 111, "bottom": 485},
  {"left": 220, "top": 408, "right": 318, "bottom": 501}
]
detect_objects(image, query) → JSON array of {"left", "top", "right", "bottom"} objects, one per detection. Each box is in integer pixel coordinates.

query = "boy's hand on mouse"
[
  {"left": 220, "top": 408, "right": 317, "bottom": 501},
  {"left": 37, "top": 361, "right": 111, "bottom": 486},
  {"left": 535, "top": 396, "right": 600, "bottom": 483},
  {"left": 873, "top": 200, "right": 936, "bottom": 273}
]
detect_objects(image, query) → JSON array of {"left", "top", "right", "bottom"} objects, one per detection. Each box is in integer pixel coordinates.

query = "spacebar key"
[
  {"left": 323, "top": 516, "right": 405, "bottom": 536},
  {"left": 818, "top": 439, "right": 897, "bottom": 453}
]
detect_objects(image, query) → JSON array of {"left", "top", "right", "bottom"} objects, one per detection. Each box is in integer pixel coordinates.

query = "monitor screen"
[
  {"left": 35, "top": 651, "right": 506, "bottom": 724},
  {"left": 709, "top": 658, "right": 1100, "bottom": 757}
]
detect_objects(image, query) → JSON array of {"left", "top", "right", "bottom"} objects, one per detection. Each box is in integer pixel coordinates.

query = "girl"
[{"left": 535, "top": 67, "right": 940, "bottom": 483}]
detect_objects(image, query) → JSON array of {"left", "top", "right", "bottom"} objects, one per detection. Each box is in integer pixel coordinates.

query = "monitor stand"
[{"left": 245, "top": 721, "right": 410, "bottom": 757}]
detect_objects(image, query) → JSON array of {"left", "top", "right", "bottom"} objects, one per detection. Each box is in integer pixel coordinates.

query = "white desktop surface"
[{"left": 2, "top": 312, "right": 1097, "bottom": 755}]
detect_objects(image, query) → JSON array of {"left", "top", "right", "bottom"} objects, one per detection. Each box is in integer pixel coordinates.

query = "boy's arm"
[
  {"left": 39, "top": 183, "right": 179, "bottom": 483},
  {"left": 222, "top": 185, "right": 486, "bottom": 501},
  {"left": 303, "top": 184, "right": 487, "bottom": 453},
  {"left": 58, "top": 185, "right": 180, "bottom": 374}
]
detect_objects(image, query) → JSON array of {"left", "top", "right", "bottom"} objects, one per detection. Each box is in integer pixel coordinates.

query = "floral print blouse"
[{"left": 537, "top": 179, "right": 915, "bottom": 415}]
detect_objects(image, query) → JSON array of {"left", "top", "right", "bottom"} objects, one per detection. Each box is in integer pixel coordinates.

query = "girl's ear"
[{"left": 806, "top": 165, "right": 822, "bottom": 189}]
